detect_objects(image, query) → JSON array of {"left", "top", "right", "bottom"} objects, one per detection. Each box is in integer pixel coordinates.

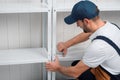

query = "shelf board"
[
  {"left": 54, "top": 1, "right": 120, "bottom": 12},
  {"left": 0, "top": 3, "right": 49, "bottom": 13},
  {"left": 96, "top": 2, "right": 120, "bottom": 11},
  {"left": 54, "top": 4, "right": 72, "bottom": 12},
  {"left": 0, "top": 48, "right": 48, "bottom": 65},
  {"left": 54, "top": 7, "right": 72, "bottom": 12}
]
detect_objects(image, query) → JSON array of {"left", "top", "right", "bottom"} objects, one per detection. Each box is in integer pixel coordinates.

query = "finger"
[
  {"left": 57, "top": 43, "right": 64, "bottom": 52},
  {"left": 45, "top": 62, "right": 52, "bottom": 68},
  {"left": 58, "top": 47, "right": 64, "bottom": 52},
  {"left": 57, "top": 43, "right": 62, "bottom": 51},
  {"left": 58, "top": 48, "right": 63, "bottom": 52},
  {"left": 46, "top": 66, "right": 55, "bottom": 72},
  {"left": 46, "top": 62, "right": 51, "bottom": 65},
  {"left": 63, "top": 49, "right": 67, "bottom": 57},
  {"left": 55, "top": 56, "right": 58, "bottom": 61},
  {"left": 46, "top": 68, "right": 53, "bottom": 71},
  {"left": 45, "top": 64, "right": 52, "bottom": 69},
  {"left": 54, "top": 56, "right": 59, "bottom": 62}
]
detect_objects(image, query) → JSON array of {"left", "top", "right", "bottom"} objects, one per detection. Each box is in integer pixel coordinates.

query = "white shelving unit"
[
  {"left": 52, "top": 0, "right": 120, "bottom": 80},
  {"left": 0, "top": 0, "right": 52, "bottom": 80},
  {"left": 0, "top": 0, "right": 120, "bottom": 80}
]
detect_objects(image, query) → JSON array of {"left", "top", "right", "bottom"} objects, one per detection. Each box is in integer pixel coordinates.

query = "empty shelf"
[
  {"left": 54, "top": 1, "right": 120, "bottom": 12},
  {"left": 0, "top": 48, "right": 48, "bottom": 65},
  {"left": 0, "top": 3, "right": 48, "bottom": 13}
]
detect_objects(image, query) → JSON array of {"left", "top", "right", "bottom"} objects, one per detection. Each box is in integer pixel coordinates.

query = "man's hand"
[
  {"left": 57, "top": 42, "right": 67, "bottom": 56},
  {"left": 46, "top": 56, "right": 61, "bottom": 72}
]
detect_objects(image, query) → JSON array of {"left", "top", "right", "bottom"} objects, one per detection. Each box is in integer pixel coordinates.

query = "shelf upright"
[
  {"left": 42, "top": 0, "right": 52, "bottom": 80},
  {"left": 51, "top": 5, "right": 57, "bottom": 80}
]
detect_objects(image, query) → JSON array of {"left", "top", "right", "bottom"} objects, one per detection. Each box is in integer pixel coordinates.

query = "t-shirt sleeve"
[{"left": 82, "top": 40, "right": 107, "bottom": 68}]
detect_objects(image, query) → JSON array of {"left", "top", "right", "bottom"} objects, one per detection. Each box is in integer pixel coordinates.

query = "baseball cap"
[{"left": 64, "top": 0, "right": 99, "bottom": 24}]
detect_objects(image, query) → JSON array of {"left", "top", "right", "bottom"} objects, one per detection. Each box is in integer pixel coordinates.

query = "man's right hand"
[{"left": 57, "top": 42, "right": 68, "bottom": 56}]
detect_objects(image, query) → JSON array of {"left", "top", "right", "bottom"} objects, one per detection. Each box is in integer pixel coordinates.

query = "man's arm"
[
  {"left": 46, "top": 56, "right": 90, "bottom": 78},
  {"left": 64, "top": 32, "right": 91, "bottom": 48},
  {"left": 58, "top": 61, "right": 90, "bottom": 78},
  {"left": 57, "top": 32, "right": 91, "bottom": 56}
]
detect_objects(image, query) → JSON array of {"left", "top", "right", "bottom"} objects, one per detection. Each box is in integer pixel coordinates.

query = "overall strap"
[
  {"left": 93, "top": 23, "right": 120, "bottom": 56},
  {"left": 92, "top": 36, "right": 120, "bottom": 56},
  {"left": 111, "top": 23, "right": 120, "bottom": 30}
]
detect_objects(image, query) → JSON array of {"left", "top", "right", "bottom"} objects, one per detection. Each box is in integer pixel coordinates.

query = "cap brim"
[{"left": 64, "top": 15, "right": 77, "bottom": 24}]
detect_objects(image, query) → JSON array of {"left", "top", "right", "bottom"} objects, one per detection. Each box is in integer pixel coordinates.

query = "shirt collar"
[{"left": 89, "top": 21, "right": 109, "bottom": 40}]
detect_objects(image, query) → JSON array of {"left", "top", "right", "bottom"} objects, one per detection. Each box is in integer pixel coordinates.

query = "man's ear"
[{"left": 83, "top": 18, "right": 90, "bottom": 24}]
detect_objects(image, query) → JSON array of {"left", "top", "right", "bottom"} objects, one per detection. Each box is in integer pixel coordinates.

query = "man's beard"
[{"left": 83, "top": 24, "right": 91, "bottom": 33}]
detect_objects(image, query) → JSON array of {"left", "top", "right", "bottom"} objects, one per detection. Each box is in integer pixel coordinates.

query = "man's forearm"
[
  {"left": 58, "top": 61, "right": 90, "bottom": 78},
  {"left": 58, "top": 66, "right": 79, "bottom": 78},
  {"left": 64, "top": 32, "right": 91, "bottom": 48}
]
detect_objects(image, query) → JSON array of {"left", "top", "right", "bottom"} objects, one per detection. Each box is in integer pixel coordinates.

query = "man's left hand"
[{"left": 46, "top": 56, "right": 61, "bottom": 72}]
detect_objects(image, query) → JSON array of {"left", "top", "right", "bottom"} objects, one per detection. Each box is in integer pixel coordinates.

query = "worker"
[{"left": 46, "top": 1, "right": 120, "bottom": 80}]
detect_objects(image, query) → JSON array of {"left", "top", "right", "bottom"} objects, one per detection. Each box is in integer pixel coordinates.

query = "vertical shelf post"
[
  {"left": 42, "top": 0, "right": 52, "bottom": 80},
  {"left": 51, "top": 8, "right": 57, "bottom": 80},
  {"left": 42, "top": 5, "right": 52, "bottom": 80},
  {"left": 47, "top": 8, "right": 52, "bottom": 80}
]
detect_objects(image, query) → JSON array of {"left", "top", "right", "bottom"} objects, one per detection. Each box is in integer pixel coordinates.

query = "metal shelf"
[
  {"left": 0, "top": 3, "right": 49, "bottom": 13},
  {"left": 0, "top": 48, "right": 48, "bottom": 65},
  {"left": 53, "top": 0, "right": 120, "bottom": 12}
]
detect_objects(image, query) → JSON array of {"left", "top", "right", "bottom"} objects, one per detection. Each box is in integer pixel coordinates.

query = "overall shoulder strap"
[
  {"left": 93, "top": 36, "right": 120, "bottom": 56},
  {"left": 111, "top": 23, "right": 120, "bottom": 30}
]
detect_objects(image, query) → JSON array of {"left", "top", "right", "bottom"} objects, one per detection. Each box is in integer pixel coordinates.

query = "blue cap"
[{"left": 64, "top": 1, "right": 99, "bottom": 24}]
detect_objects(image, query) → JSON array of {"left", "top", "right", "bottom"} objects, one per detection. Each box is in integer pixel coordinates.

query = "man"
[{"left": 46, "top": 1, "right": 120, "bottom": 80}]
